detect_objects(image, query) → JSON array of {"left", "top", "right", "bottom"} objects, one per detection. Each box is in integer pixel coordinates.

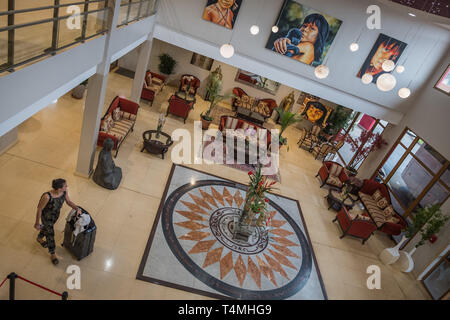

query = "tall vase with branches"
[
  {"left": 275, "top": 107, "right": 303, "bottom": 151},
  {"left": 345, "top": 130, "right": 387, "bottom": 174}
]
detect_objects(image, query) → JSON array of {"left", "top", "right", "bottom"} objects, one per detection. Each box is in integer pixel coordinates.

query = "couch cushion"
[
  {"left": 327, "top": 174, "right": 343, "bottom": 188},
  {"left": 152, "top": 77, "right": 163, "bottom": 85},
  {"left": 100, "top": 120, "right": 109, "bottom": 132},
  {"left": 234, "top": 97, "right": 242, "bottom": 107},
  {"left": 114, "top": 119, "right": 133, "bottom": 132},
  {"left": 225, "top": 117, "right": 233, "bottom": 129},
  {"left": 329, "top": 163, "right": 343, "bottom": 177},
  {"left": 383, "top": 205, "right": 395, "bottom": 218}
]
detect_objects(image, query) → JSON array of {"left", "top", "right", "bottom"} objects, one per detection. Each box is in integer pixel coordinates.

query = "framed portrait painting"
[
  {"left": 357, "top": 33, "right": 407, "bottom": 83},
  {"left": 202, "top": 0, "right": 243, "bottom": 29},
  {"left": 235, "top": 69, "right": 281, "bottom": 95},
  {"left": 266, "top": 0, "right": 343, "bottom": 67},
  {"left": 301, "top": 100, "right": 333, "bottom": 128},
  {"left": 434, "top": 64, "right": 450, "bottom": 95},
  {"left": 190, "top": 53, "right": 214, "bottom": 71}
]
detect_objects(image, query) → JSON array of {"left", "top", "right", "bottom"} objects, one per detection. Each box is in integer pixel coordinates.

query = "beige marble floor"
[{"left": 0, "top": 70, "right": 430, "bottom": 300}]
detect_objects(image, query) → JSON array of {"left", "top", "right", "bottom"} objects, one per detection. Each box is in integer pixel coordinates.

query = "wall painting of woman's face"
[
  {"left": 357, "top": 33, "right": 407, "bottom": 83},
  {"left": 265, "top": 0, "right": 343, "bottom": 67}
]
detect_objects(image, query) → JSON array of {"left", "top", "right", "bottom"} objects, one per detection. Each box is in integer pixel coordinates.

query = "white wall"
[{"left": 155, "top": 0, "right": 449, "bottom": 123}]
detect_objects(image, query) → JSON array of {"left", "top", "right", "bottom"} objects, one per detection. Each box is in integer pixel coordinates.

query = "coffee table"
[
  {"left": 141, "top": 130, "right": 173, "bottom": 159},
  {"left": 326, "top": 189, "right": 355, "bottom": 211}
]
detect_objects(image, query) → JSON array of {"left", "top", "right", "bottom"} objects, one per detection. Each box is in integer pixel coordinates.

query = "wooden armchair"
[
  {"left": 312, "top": 142, "right": 334, "bottom": 160},
  {"left": 298, "top": 125, "right": 321, "bottom": 151}
]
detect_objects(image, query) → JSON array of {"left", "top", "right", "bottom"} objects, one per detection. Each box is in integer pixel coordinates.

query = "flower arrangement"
[
  {"left": 344, "top": 130, "right": 388, "bottom": 171},
  {"left": 156, "top": 113, "right": 165, "bottom": 138},
  {"left": 241, "top": 164, "right": 277, "bottom": 228}
]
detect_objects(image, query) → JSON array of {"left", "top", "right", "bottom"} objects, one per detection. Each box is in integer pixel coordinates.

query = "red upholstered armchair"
[
  {"left": 179, "top": 74, "right": 200, "bottom": 96},
  {"left": 316, "top": 161, "right": 349, "bottom": 189},
  {"left": 97, "top": 96, "right": 139, "bottom": 157},
  {"left": 166, "top": 94, "right": 194, "bottom": 123},
  {"left": 141, "top": 71, "right": 165, "bottom": 106},
  {"left": 333, "top": 207, "right": 377, "bottom": 244},
  {"left": 358, "top": 179, "right": 407, "bottom": 236}
]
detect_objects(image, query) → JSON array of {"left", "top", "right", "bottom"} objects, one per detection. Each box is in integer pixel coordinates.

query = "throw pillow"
[
  {"left": 112, "top": 107, "right": 121, "bottom": 121},
  {"left": 104, "top": 114, "right": 114, "bottom": 130},
  {"left": 372, "top": 190, "right": 383, "bottom": 202},
  {"left": 357, "top": 213, "right": 372, "bottom": 221},
  {"left": 377, "top": 197, "right": 389, "bottom": 209},
  {"left": 122, "top": 111, "right": 136, "bottom": 121},
  {"left": 100, "top": 120, "right": 109, "bottom": 132},
  {"left": 235, "top": 97, "right": 242, "bottom": 107},
  {"left": 241, "top": 95, "right": 250, "bottom": 103},
  {"left": 383, "top": 205, "right": 395, "bottom": 218},
  {"left": 248, "top": 97, "right": 256, "bottom": 108},
  {"left": 146, "top": 74, "right": 152, "bottom": 86},
  {"left": 386, "top": 216, "right": 400, "bottom": 224}
]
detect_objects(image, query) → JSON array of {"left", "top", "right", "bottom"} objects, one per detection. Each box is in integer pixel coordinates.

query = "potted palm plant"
[
  {"left": 200, "top": 67, "right": 231, "bottom": 130},
  {"left": 158, "top": 53, "right": 176, "bottom": 76},
  {"left": 275, "top": 107, "right": 303, "bottom": 151}
]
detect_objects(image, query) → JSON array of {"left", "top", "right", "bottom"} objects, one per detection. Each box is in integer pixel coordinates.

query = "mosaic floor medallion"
[{"left": 137, "top": 165, "right": 327, "bottom": 300}]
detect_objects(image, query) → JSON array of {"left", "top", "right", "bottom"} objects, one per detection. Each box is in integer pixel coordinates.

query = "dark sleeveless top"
[{"left": 41, "top": 191, "right": 66, "bottom": 221}]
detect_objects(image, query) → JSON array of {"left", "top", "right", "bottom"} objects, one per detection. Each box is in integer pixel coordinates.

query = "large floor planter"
[{"left": 201, "top": 117, "right": 212, "bottom": 130}]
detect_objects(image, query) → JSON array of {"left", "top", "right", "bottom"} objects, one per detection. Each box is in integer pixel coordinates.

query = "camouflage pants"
[{"left": 38, "top": 211, "right": 60, "bottom": 254}]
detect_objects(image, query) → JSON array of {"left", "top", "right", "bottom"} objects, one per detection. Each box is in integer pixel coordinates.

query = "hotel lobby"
[{"left": 0, "top": 0, "right": 448, "bottom": 300}]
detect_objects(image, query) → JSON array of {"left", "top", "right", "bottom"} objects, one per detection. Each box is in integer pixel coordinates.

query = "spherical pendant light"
[
  {"left": 396, "top": 65, "right": 405, "bottom": 73},
  {"left": 314, "top": 65, "right": 329, "bottom": 79},
  {"left": 349, "top": 42, "right": 359, "bottom": 52},
  {"left": 376, "top": 73, "right": 397, "bottom": 91},
  {"left": 250, "top": 25, "right": 259, "bottom": 35},
  {"left": 361, "top": 73, "right": 373, "bottom": 84},
  {"left": 271, "top": 25, "right": 279, "bottom": 33},
  {"left": 382, "top": 60, "right": 395, "bottom": 72},
  {"left": 398, "top": 87, "right": 411, "bottom": 98},
  {"left": 220, "top": 43, "right": 234, "bottom": 58}
]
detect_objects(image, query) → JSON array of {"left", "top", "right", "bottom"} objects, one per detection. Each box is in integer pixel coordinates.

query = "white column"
[
  {"left": 130, "top": 32, "right": 154, "bottom": 103},
  {"left": 75, "top": 0, "right": 121, "bottom": 178},
  {"left": 0, "top": 127, "right": 18, "bottom": 155}
]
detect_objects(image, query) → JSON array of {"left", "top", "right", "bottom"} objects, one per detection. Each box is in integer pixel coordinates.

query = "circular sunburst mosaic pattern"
[{"left": 161, "top": 179, "right": 312, "bottom": 299}]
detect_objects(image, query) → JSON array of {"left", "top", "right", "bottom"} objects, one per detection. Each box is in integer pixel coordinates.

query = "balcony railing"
[
  {"left": 117, "top": 0, "right": 157, "bottom": 28},
  {"left": 0, "top": 0, "right": 157, "bottom": 75}
]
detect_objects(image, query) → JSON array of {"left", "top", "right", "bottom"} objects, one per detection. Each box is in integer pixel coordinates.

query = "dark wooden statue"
[{"left": 93, "top": 138, "right": 122, "bottom": 190}]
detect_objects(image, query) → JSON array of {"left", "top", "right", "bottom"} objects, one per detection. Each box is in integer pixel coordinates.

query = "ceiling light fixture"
[
  {"left": 376, "top": 73, "right": 397, "bottom": 91},
  {"left": 408, "top": 13, "right": 416, "bottom": 17},
  {"left": 398, "top": 87, "right": 411, "bottom": 98},
  {"left": 361, "top": 73, "right": 373, "bottom": 84},
  {"left": 382, "top": 60, "right": 395, "bottom": 72},
  {"left": 271, "top": 25, "right": 279, "bottom": 33},
  {"left": 349, "top": 43, "right": 359, "bottom": 52},
  {"left": 396, "top": 65, "right": 405, "bottom": 73},
  {"left": 220, "top": 43, "right": 234, "bottom": 58},
  {"left": 250, "top": 25, "right": 259, "bottom": 35},
  {"left": 314, "top": 65, "right": 329, "bottom": 79}
]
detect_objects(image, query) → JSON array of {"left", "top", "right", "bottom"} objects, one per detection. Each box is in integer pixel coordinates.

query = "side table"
[
  {"left": 141, "top": 130, "right": 173, "bottom": 159},
  {"left": 326, "top": 189, "right": 355, "bottom": 211}
]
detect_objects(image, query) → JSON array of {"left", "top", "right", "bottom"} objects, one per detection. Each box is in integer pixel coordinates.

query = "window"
[
  {"left": 330, "top": 113, "right": 388, "bottom": 170},
  {"left": 373, "top": 128, "right": 450, "bottom": 220}
]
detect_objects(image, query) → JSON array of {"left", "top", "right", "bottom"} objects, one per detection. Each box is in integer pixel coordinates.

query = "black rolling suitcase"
[{"left": 62, "top": 207, "right": 96, "bottom": 260}]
